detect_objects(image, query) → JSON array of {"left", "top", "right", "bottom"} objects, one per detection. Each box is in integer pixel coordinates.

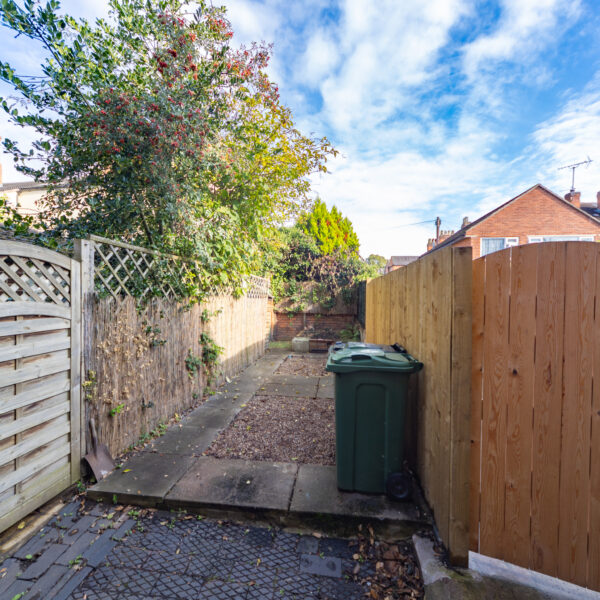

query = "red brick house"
[{"left": 426, "top": 184, "right": 600, "bottom": 258}]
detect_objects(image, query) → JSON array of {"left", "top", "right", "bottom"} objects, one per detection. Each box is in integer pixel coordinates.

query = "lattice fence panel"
[
  {"left": 0, "top": 255, "right": 71, "bottom": 306},
  {"left": 89, "top": 235, "right": 270, "bottom": 304},
  {"left": 90, "top": 235, "right": 191, "bottom": 303}
]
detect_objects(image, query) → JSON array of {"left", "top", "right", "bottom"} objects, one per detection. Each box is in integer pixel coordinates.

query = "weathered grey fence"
[{"left": 76, "top": 236, "right": 270, "bottom": 456}]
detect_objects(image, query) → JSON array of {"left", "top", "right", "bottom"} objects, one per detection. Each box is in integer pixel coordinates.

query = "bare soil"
[
  {"left": 274, "top": 354, "right": 329, "bottom": 377},
  {"left": 206, "top": 394, "right": 335, "bottom": 465}
]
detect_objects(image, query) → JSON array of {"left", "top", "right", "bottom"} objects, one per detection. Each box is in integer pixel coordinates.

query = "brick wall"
[
  {"left": 450, "top": 186, "right": 600, "bottom": 258},
  {"left": 271, "top": 312, "right": 356, "bottom": 341}
]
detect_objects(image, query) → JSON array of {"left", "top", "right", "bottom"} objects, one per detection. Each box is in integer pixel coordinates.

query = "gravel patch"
[
  {"left": 275, "top": 354, "right": 329, "bottom": 377},
  {"left": 206, "top": 394, "right": 336, "bottom": 465}
]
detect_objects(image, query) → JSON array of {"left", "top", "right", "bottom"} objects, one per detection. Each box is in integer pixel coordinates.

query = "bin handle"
[{"left": 350, "top": 354, "right": 372, "bottom": 361}]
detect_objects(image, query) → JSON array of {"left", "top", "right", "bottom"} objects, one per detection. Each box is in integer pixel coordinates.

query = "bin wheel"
[{"left": 385, "top": 472, "right": 411, "bottom": 502}]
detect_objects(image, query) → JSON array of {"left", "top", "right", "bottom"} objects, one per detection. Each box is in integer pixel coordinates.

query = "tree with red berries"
[{"left": 0, "top": 0, "right": 335, "bottom": 292}]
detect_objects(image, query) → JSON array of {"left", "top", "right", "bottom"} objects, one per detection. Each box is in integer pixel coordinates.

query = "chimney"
[
  {"left": 565, "top": 191, "right": 581, "bottom": 208},
  {"left": 427, "top": 239, "right": 434, "bottom": 252},
  {"left": 462, "top": 216, "right": 470, "bottom": 228}
]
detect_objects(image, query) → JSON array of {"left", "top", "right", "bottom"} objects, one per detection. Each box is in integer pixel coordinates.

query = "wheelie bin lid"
[{"left": 326, "top": 342, "right": 422, "bottom": 373}]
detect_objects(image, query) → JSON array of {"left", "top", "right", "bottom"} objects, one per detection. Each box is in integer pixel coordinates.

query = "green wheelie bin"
[{"left": 326, "top": 342, "right": 422, "bottom": 494}]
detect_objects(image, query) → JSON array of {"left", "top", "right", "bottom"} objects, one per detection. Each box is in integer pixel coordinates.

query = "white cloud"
[
  {"left": 462, "top": 0, "right": 581, "bottom": 89},
  {"left": 297, "top": 30, "right": 340, "bottom": 87},
  {"left": 317, "top": 0, "right": 469, "bottom": 137},
  {"left": 528, "top": 74, "right": 600, "bottom": 200}
]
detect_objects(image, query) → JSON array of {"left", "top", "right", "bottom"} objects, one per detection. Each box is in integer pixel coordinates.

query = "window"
[
  {"left": 528, "top": 235, "right": 595, "bottom": 243},
  {"left": 480, "top": 237, "right": 519, "bottom": 257}
]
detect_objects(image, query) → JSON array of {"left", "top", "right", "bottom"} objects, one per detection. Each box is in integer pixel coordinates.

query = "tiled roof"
[
  {"left": 425, "top": 183, "right": 600, "bottom": 255},
  {"left": 388, "top": 256, "right": 419, "bottom": 266}
]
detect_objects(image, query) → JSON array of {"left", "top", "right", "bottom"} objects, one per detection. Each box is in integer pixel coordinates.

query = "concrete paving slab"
[
  {"left": 88, "top": 453, "right": 195, "bottom": 506},
  {"left": 259, "top": 374, "right": 319, "bottom": 398},
  {"left": 183, "top": 399, "right": 245, "bottom": 430},
  {"left": 142, "top": 424, "right": 221, "bottom": 456},
  {"left": 290, "top": 464, "right": 422, "bottom": 522},
  {"left": 165, "top": 456, "right": 298, "bottom": 512},
  {"left": 316, "top": 376, "right": 334, "bottom": 399}
]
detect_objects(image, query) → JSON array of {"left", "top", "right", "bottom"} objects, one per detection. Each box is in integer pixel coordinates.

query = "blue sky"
[{"left": 2, "top": 0, "right": 600, "bottom": 256}]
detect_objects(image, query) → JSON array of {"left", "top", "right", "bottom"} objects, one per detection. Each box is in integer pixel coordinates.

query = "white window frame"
[
  {"left": 528, "top": 235, "right": 595, "bottom": 243},
  {"left": 480, "top": 237, "right": 519, "bottom": 257}
]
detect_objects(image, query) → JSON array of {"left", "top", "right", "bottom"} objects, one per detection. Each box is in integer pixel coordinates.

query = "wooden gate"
[
  {"left": 470, "top": 242, "right": 600, "bottom": 592},
  {"left": 0, "top": 240, "right": 81, "bottom": 533}
]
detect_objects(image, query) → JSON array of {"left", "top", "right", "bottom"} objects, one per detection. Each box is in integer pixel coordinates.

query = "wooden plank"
[
  {"left": 0, "top": 317, "right": 69, "bottom": 337},
  {"left": 470, "top": 256, "right": 485, "bottom": 552},
  {"left": 0, "top": 302, "right": 70, "bottom": 319},
  {"left": 0, "top": 402, "right": 70, "bottom": 441},
  {"left": 433, "top": 249, "right": 453, "bottom": 545},
  {"left": 530, "top": 243, "right": 565, "bottom": 577},
  {"left": 0, "top": 336, "right": 70, "bottom": 363},
  {"left": 589, "top": 245, "right": 600, "bottom": 591},
  {"left": 558, "top": 242, "right": 595, "bottom": 586},
  {"left": 364, "top": 279, "right": 375, "bottom": 341},
  {"left": 0, "top": 420, "right": 70, "bottom": 467},
  {"left": 0, "top": 240, "right": 72, "bottom": 269},
  {"left": 14, "top": 314, "right": 25, "bottom": 495},
  {"left": 0, "top": 354, "right": 70, "bottom": 388},
  {"left": 70, "top": 256, "right": 81, "bottom": 483},
  {"left": 449, "top": 247, "right": 472, "bottom": 565},
  {"left": 0, "top": 441, "right": 70, "bottom": 494},
  {"left": 503, "top": 244, "right": 537, "bottom": 568},
  {"left": 479, "top": 248, "right": 510, "bottom": 559},
  {"left": 0, "top": 463, "right": 70, "bottom": 534},
  {"left": 74, "top": 239, "right": 94, "bottom": 459},
  {"left": 0, "top": 378, "right": 70, "bottom": 414}
]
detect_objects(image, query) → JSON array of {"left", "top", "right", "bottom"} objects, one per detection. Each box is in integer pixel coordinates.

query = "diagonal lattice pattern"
[
  {"left": 92, "top": 236, "right": 189, "bottom": 303},
  {"left": 80, "top": 566, "right": 158, "bottom": 596},
  {"left": 90, "top": 235, "right": 269, "bottom": 304},
  {"left": 106, "top": 544, "right": 190, "bottom": 574},
  {"left": 0, "top": 255, "right": 70, "bottom": 305},
  {"left": 151, "top": 572, "right": 205, "bottom": 599}
]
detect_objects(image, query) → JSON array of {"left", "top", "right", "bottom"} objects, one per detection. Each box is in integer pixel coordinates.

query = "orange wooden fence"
[{"left": 471, "top": 242, "right": 600, "bottom": 591}]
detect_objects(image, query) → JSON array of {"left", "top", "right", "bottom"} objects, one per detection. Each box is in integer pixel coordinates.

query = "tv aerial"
[{"left": 558, "top": 157, "right": 593, "bottom": 193}]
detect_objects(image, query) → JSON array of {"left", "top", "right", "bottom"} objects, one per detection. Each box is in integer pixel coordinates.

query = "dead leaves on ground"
[{"left": 348, "top": 524, "right": 423, "bottom": 600}]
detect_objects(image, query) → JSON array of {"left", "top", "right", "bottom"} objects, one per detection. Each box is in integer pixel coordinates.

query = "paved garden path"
[{"left": 88, "top": 348, "right": 426, "bottom": 538}]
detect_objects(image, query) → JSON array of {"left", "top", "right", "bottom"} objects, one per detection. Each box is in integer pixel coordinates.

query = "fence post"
[{"left": 73, "top": 239, "right": 94, "bottom": 456}]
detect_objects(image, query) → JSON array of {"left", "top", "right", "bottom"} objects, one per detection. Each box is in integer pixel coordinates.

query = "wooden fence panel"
[
  {"left": 472, "top": 242, "right": 600, "bottom": 592},
  {"left": 0, "top": 240, "right": 80, "bottom": 534},
  {"left": 365, "top": 246, "right": 472, "bottom": 564}
]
